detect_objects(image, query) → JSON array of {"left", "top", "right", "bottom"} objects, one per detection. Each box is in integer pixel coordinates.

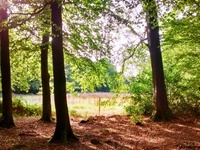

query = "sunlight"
[
  {"left": 144, "top": 137, "right": 167, "bottom": 144},
  {"left": 175, "top": 123, "right": 200, "bottom": 132},
  {"left": 1, "top": 0, "right": 199, "bottom": 148},
  {"left": 162, "top": 128, "right": 176, "bottom": 133}
]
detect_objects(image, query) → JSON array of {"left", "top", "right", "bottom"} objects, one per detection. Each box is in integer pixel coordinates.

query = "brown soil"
[{"left": 0, "top": 115, "right": 200, "bottom": 150}]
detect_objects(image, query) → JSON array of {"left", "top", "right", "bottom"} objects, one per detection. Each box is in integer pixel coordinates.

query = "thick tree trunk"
[
  {"left": 49, "top": 2, "right": 78, "bottom": 143},
  {"left": 40, "top": 34, "right": 52, "bottom": 122},
  {"left": 145, "top": 0, "right": 172, "bottom": 121},
  {"left": 0, "top": 7, "right": 15, "bottom": 128}
]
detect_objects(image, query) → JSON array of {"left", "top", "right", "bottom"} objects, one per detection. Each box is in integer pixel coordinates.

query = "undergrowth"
[
  {"left": 124, "top": 94, "right": 153, "bottom": 123},
  {"left": 124, "top": 94, "right": 200, "bottom": 123},
  {"left": 0, "top": 98, "right": 42, "bottom": 117}
]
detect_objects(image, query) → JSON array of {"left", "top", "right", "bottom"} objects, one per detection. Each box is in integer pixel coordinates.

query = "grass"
[{"left": 0, "top": 92, "right": 128, "bottom": 117}]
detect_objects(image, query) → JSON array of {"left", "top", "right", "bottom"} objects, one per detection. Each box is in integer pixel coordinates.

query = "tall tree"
[
  {"left": 0, "top": 3, "right": 15, "bottom": 127},
  {"left": 144, "top": 0, "right": 172, "bottom": 121},
  {"left": 49, "top": 1, "right": 78, "bottom": 143},
  {"left": 40, "top": 6, "right": 52, "bottom": 122}
]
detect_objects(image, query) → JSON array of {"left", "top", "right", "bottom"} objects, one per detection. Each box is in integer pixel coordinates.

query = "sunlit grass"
[{"left": 9, "top": 92, "right": 128, "bottom": 117}]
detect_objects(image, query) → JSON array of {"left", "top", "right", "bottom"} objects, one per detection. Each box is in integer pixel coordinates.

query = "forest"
[{"left": 0, "top": 0, "right": 200, "bottom": 149}]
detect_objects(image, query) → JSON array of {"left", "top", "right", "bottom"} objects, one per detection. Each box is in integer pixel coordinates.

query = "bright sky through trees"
[
  {"left": 2, "top": 0, "right": 147, "bottom": 78},
  {"left": 3, "top": 0, "right": 197, "bottom": 79}
]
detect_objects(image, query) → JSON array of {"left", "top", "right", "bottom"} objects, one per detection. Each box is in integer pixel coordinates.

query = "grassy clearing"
[{"left": 9, "top": 92, "right": 128, "bottom": 117}]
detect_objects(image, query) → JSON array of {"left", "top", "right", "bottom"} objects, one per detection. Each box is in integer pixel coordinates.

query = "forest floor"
[{"left": 0, "top": 115, "right": 200, "bottom": 150}]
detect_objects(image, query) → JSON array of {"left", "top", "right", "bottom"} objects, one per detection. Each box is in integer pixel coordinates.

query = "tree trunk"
[
  {"left": 0, "top": 7, "right": 15, "bottom": 128},
  {"left": 145, "top": 0, "right": 172, "bottom": 121},
  {"left": 49, "top": 2, "right": 78, "bottom": 143},
  {"left": 40, "top": 6, "right": 52, "bottom": 122},
  {"left": 40, "top": 34, "right": 52, "bottom": 122}
]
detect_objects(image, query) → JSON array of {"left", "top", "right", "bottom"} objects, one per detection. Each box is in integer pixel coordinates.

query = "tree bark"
[
  {"left": 49, "top": 2, "right": 78, "bottom": 143},
  {"left": 40, "top": 6, "right": 52, "bottom": 122},
  {"left": 145, "top": 0, "right": 172, "bottom": 121},
  {"left": 0, "top": 6, "right": 15, "bottom": 128},
  {"left": 40, "top": 34, "right": 52, "bottom": 122}
]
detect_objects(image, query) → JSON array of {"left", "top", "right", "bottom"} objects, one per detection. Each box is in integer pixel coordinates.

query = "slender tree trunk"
[
  {"left": 0, "top": 6, "right": 15, "bottom": 128},
  {"left": 40, "top": 34, "right": 52, "bottom": 122},
  {"left": 40, "top": 6, "right": 52, "bottom": 122},
  {"left": 145, "top": 0, "right": 172, "bottom": 121},
  {"left": 49, "top": 2, "right": 78, "bottom": 143}
]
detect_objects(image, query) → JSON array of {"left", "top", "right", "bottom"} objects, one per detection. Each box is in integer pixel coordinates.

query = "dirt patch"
[{"left": 0, "top": 115, "right": 200, "bottom": 150}]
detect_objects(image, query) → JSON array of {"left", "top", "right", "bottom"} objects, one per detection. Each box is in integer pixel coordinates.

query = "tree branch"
[
  {"left": 121, "top": 41, "right": 143, "bottom": 73},
  {"left": 192, "top": 0, "right": 200, "bottom": 8},
  {"left": 6, "top": 2, "right": 49, "bottom": 29}
]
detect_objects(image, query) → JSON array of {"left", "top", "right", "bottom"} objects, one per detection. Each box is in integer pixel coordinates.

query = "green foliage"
[
  {"left": 162, "top": 44, "right": 200, "bottom": 115},
  {"left": 125, "top": 67, "right": 154, "bottom": 116},
  {"left": 68, "top": 109, "right": 82, "bottom": 117},
  {"left": 12, "top": 98, "right": 41, "bottom": 116},
  {"left": 125, "top": 104, "right": 144, "bottom": 116},
  {"left": 130, "top": 115, "right": 143, "bottom": 124},
  {"left": 0, "top": 98, "right": 42, "bottom": 117},
  {"left": 124, "top": 1, "right": 200, "bottom": 118},
  {"left": 100, "top": 98, "right": 117, "bottom": 107},
  {"left": 28, "top": 79, "right": 41, "bottom": 94},
  {"left": 63, "top": 0, "right": 110, "bottom": 59},
  {"left": 9, "top": 27, "right": 41, "bottom": 93},
  {"left": 13, "top": 79, "right": 41, "bottom": 94},
  {"left": 125, "top": 42, "right": 200, "bottom": 116},
  {"left": 2, "top": 0, "right": 199, "bottom": 120},
  {"left": 2, "top": 0, "right": 125, "bottom": 96},
  {"left": 161, "top": 5, "right": 200, "bottom": 115},
  {"left": 65, "top": 57, "right": 127, "bottom": 93},
  {"left": 163, "top": 13, "right": 200, "bottom": 45}
]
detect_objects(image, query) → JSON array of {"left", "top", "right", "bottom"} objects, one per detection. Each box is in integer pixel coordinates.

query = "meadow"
[{"left": 12, "top": 92, "right": 129, "bottom": 117}]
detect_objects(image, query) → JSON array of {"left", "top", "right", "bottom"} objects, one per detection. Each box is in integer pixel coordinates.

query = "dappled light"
[
  {"left": 0, "top": 0, "right": 199, "bottom": 148},
  {"left": 0, "top": 115, "right": 200, "bottom": 149}
]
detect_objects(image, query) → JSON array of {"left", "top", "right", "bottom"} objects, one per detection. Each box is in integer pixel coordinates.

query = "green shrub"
[
  {"left": 130, "top": 115, "right": 143, "bottom": 124},
  {"left": 69, "top": 109, "right": 81, "bottom": 117},
  {"left": 100, "top": 98, "right": 117, "bottom": 107},
  {"left": 169, "top": 98, "right": 200, "bottom": 116},
  {"left": 124, "top": 96, "right": 153, "bottom": 123},
  {"left": 125, "top": 68, "right": 200, "bottom": 117},
  {"left": 124, "top": 69, "right": 154, "bottom": 122},
  {"left": 0, "top": 98, "right": 42, "bottom": 117},
  {"left": 124, "top": 91, "right": 153, "bottom": 116}
]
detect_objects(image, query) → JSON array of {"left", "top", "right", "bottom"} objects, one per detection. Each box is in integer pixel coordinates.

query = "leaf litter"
[{"left": 0, "top": 115, "right": 200, "bottom": 150}]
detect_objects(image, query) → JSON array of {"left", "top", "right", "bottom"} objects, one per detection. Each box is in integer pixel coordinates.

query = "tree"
[
  {"left": 67, "top": 57, "right": 126, "bottom": 93},
  {"left": 40, "top": 27, "right": 51, "bottom": 122},
  {"left": 161, "top": 1, "right": 200, "bottom": 115},
  {"left": 3, "top": 1, "right": 50, "bottom": 95},
  {"left": 0, "top": 3, "right": 15, "bottom": 127},
  {"left": 40, "top": 6, "right": 52, "bottom": 122},
  {"left": 144, "top": 0, "right": 172, "bottom": 121},
  {"left": 49, "top": 1, "right": 77, "bottom": 143},
  {"left": 7, "top": 0, "right": 110, "bottom": 95}
]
